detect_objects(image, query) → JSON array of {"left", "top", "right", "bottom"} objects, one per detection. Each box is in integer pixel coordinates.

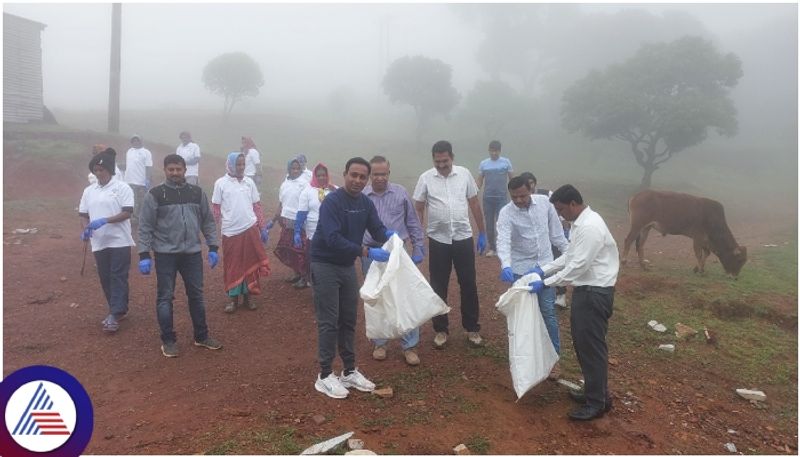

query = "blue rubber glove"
[
  {"left": 500, "top": 267, "right": 515, "bottom": 283},
  {"left": 139, "top": 259, "right": 152, "bottom": 275},
  {"left": 87, "top": 218, "right": 108, "bottom": 230},
  {"left": 260, "top": 227, "right": 269, "bottom": 243},
  {"left": 525, "top": 265, "right": 545, "bottom": 279},
  {"left": 529, "top": 280, "right": 544, "bottom": 294},
  {"left": 208, "top": 251, "right": 219, "bottom": 269},
  {"left": 385, "top": 229, "right": 397, "bottom": 239},
  {"left": 293, "top": 230, "right": 303, "bottom": 248},
  {"left": 80, "top": 228, "right": 93, "bottom": 241},
  {"left": 476, "top": 232, "right": 487, "bottom": 254},
  {"left": 368, "top": 247, "right": 390, "bottom": 262},
  {"left": 411, "top": 254, "right": 424, "bottom": 265}
]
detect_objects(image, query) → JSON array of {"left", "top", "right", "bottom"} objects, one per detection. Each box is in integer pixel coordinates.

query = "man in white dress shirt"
[
  {"left": 413, "top": 140, "right": 487, "bottom": 349},
  {"left": 176, "top": 131, "right": 201, "bottom": 185},
  {"left": 496, "top": 176, "right": 569, "bottom": 379},
  {"left": 528, "top": 184, "right": 619, "bottom": 421}
]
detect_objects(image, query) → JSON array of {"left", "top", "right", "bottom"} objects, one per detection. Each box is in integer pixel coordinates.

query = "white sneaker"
[
  {"left": 555, "top": 294, "right": 567, "bottom": 308},
  {"left": 315, "top": 373, "right": 349, "bottom": 399},
  {"left": 339, "top": 368, "right": 375, "bottom": 392},
  {"left": 484, "top": 249, "right": 496, "bottom": 257}
]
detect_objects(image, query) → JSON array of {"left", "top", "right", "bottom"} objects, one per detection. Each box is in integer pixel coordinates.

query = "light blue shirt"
[
  {"left": 479, "top": 157, "right": 513, "bottom": 198},
  {"left": 496, "top": 194, "right": 570, "bottom": 275}
]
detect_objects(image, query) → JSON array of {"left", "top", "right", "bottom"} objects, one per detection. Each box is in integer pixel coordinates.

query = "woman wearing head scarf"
[
  {"left": 292, "top": 163, "right": 338, "bottom": 288},
  {"left": 241, "top": 136, "right": 263, "bottom": 186},
  {"left": 78, "top": 148, "right": 135, "bottom": 333},
  {"left": 211, "top": 152, "right": 271, "bottom": 313},
  {"left": 270, "top": 156, "right": 310, "bottom": 286}
]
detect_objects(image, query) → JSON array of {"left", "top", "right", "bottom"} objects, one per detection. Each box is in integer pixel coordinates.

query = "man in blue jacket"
[
  {"left": 138, "top": 154, "right": 222, "bottom": 358},
  {"left": 311, "top": 157, "right": 392, "bottom": 399}
]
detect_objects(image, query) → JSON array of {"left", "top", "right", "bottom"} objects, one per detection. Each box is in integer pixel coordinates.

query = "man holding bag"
[
  {"left": 528, "top": 184, "right": 619, "bottom": 421},
  {"left": 496, "top": 176, "right": 569, "bottom": 379},
  {"left": 362, "top": 155, "right": 426, "bottom": 366},
  {"left": 311, "top": 157, "right": 392, "bottom": 399}
]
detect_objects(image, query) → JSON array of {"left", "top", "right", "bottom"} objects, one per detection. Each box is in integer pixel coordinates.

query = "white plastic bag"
[
  {"left": 360, "top": 235, "right": 450, "bottom": 340},
  {"left": 494, "top": 273, "right": 559, "bottom": 400}
]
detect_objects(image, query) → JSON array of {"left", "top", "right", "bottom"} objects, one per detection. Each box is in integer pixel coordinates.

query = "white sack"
[
  {"left": 360, "top": 235, "right": 450, "bottom": 340},
  {"left": 494, "top": 273, "right": 559, "bottom": 400}
]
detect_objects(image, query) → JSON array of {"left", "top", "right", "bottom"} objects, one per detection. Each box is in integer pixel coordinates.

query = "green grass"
[
  {"left": 5, "top": 138, "right": 86, "bottom": 159},
  {"left": 204, "top": 439, "right": 239, "bottom": 455},
  {"left": 464, "top": 434, "right": 491, "bottom": 455},
  {"left": 204, "top": 426, "right": 304, "bottom": 455}
]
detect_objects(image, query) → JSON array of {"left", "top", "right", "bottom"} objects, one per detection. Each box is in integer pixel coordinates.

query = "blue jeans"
[
  {"left": 483, "top": 195, "right": 508, "bottom": 251},
  {"left": 94, "top": 246, "right": 131, "bottom": 317},
  {"left": 154, "top": 252, "right": 209, "bottom": 344},
  {"left": 515, "top": 274, "right": 560, "bottom": 354},
  {"left": 361, "top": 256, "right": 420, "bottom": 350}
]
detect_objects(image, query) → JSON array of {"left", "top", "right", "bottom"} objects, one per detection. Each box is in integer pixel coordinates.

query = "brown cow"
[{"left": 621, "top": 190, "right": 747, "bottom": 278}]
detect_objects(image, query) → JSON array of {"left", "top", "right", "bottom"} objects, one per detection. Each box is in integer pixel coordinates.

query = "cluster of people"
[{"left": 78, "top": 137, "right": 618, "bottom": 422}]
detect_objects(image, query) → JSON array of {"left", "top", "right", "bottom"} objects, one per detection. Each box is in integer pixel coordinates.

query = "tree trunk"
[{"left": 639, "top": 165, "right": 656, "bottom": 189}]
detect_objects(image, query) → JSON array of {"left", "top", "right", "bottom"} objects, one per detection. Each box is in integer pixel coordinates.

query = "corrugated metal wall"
[{"left": 3, "top": 13, "right": 46, "bottom": 123}]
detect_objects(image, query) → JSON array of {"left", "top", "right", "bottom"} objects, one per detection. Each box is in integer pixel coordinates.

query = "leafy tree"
[
  {"left": 202, "top": 52, "right": 264, "bottom": 116},
  {"left": 561, "top": 36, "right": 742, "bottom": 188},
  {"left": 382, "top": 55, "right": 460, "bottom": 147},
  {"left": 459, "top": 80, "right": 533, "bottom": 139}
]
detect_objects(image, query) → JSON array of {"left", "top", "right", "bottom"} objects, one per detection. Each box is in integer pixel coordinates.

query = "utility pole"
[{"left": 108, "top": 3, "right": 121, "bottom": 133}]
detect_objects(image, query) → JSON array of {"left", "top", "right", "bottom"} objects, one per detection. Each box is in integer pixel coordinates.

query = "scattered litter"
[
  {"left": 345, "top": 451, "right": 376, "bottom": 456},
  {"left": 69, "top": 303, "right": 79, "bottom": 308},
  {"left": 348, "top": 438, "right": 364, "bottom": 450},
  {"left": 704, "top": 326, "right": 717, "bottom": 345},
  {"left": 13, "top": 228, "right": 38, "bottom": 234},
  {"left": 372, "top": 387, "right": 393, "bottom": 399},
  {"left": 300, "top": 431, "right": 354, "bottom": 455},
  {"left": 453, "top": 443, "right": 471, "bottom": 455},
  {"left": 647, "top": 320, "right": 667, "bottom": 332},
  {"left": 556, "top": 379, "right": 583, "bottom": 391},
  {"left": 727, "top": 429, "right": 737, "bottom": 435},
  {"left": 60, "top": 276, "right": 68, "bottom": 282},
  {"left": 762, "top": 244, "right": 778, "bottom": 247},
  {"left": 724, "top": 442, "right": 737, "bottom": 453},
  {"left": 674, "top": 323, "right": 697, "bottom": 339},
  {"left": 658, "top": 344, "right": 675, "bottom": 352},
  {"left": 735, "top": 389, "right": 766, "bottom": 402}
]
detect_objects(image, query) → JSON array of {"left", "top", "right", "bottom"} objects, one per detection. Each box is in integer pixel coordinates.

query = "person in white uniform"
[
  {"left": 124, "top": 135, "right": 153, "bottom": 224},
  {"left": 176, "top": 131, "right": 201, "bottom": 185}
]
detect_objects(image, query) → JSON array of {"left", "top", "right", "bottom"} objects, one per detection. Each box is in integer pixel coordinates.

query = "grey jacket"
[{"left": 138, "top": 180, "right": 218, "bottom": 258}]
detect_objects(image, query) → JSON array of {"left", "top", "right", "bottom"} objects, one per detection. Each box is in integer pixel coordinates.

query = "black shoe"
[
  {"left": 568, "top": 404, "right": 606, "bottom": 421},
  {"left": 568, "top": 390, "right": 613, "bottom": 412}
]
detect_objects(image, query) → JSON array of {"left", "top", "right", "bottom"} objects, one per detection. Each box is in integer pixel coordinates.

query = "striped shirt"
[
  {"left": 413, "top": 165, "right": 479, "bottom": 244},
  {"left": 496, "top": 194, "right": 570, "bottom": 275},
  {"left": 362, "top": 182, "right": 425, "bottom": 258}
]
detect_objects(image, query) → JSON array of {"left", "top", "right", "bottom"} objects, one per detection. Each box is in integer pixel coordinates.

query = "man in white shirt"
[
  {"left": 124, "top": 135, "right": 153, "bottom": 224},
  {"left": 529, "top": 184, "right": 619, "bottom": 421},
  {"left": 176, "top": 131, "right": 201, "bottom": 185},
  {"left": 413, "top": 140, "right": 487, "bottom": 349},
  {"left": 241, "top": 136, "right": 262, "bottom": 186},
  {"left": 496, "top": 176, "right": 569, "bottom": 379}
]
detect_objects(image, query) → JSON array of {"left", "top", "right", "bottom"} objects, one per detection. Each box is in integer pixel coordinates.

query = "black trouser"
[
  {"left": 311, "top": 261, "right": 359, "bottom": 377},
  {"left": 570, "top": 286, "right": 614, "bottom": 410},
  {"left": 94, "top": 246, "right": 131, "bottom": 317},
  {"left": 429, "top": 237, "right": 480, "bottom": 333}
]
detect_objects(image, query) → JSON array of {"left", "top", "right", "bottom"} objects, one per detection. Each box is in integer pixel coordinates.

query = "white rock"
[
  {"left": 300, "top": 431, "right": 354, "bottom": 455},
  {"left": 345, "top": 451, "right": 376, "bottom": 455},
  {"left": 652, "top": 323, "right": 667, "bottom": 332},
  {"left": 453, "top": 443, "right": 470, "bottom": 455},
  {"left": 658, "top": 344, "right": 675, "bottom": 352},
  {"left": 348, "top": 439, "right": 364, "bottom": 451},
  {"left": 724, "top": 442, "right": 737, "bottom": 453},
  {"left": 735, "top": 389, "right": 766, "bottom": 402},
  {"left": 647, "top": 320, "right": 658, "bottom": 328}
]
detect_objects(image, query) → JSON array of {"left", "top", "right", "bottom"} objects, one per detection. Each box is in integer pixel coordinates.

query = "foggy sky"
[{"left": 3, "top": 2, "right": 796, "bottom": 111}]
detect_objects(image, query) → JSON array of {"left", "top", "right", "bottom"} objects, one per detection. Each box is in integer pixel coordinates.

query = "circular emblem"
[{"left": 0, "top": 366, "right": 93, "bottom": 457}]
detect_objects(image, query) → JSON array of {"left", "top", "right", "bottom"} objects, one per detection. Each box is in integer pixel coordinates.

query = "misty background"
[{"left": 4, "top": 3, "right": 797, "bottom": 223}]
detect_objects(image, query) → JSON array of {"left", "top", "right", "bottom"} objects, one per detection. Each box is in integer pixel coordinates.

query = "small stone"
[
  {"left": 658, "top": 344, "right": 675, "bottom": 352},
  {"left": 345, "top": 451, "right": 376, "bottom": 455},
  {"left": 647, "top": 320, "right": 658, "bottom": 328},
  {"left": 727, "top": 429, "right": 737, "bottom": 435},
  {"left": 652, "top": 323, "right": 667, "bottom": 332},
  {"left": 453, "top": 443, "right": 470, "bottom": 455},
  {"left": 69, "top": 303, "right": 79, "bottom": 308},
  {"left": 312, "top": 414, "right": 327, "bottom": 425},
  {"left": 60, "top": 276, "right": 67, "bottom": 282},
  {"left": 608, "top": 357, "right": 619, "bottom": 366},
  {"left": 735, "top": 389, "right": 766, "bottom": 402},
  {"left": 348, "top": 438, "right": 364, "bottom": 450},
  {"left": 674, "top": 323, "right": 697, "bottom": 339},
  {"left": 104, "top": 434, "right": 115, "bottom": 440},
  {"left": 724, "top": 442, "right": 737, "bottom": 453},
  {"left": 372, "top": 387, "right": 393, "bottom": 398}
]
